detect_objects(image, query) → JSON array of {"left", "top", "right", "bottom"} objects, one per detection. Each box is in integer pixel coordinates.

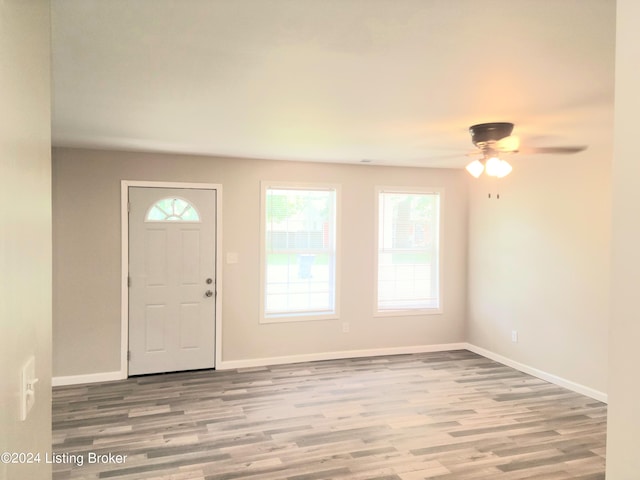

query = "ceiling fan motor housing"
[{"left": 469, "top": 122, "right": 514, "bottom": 146}]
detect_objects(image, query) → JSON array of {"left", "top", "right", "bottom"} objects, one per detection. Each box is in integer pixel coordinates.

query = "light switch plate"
[
  {"left": 226, "top": 252, "right": 239, "bottom": 264},
  {"left": 20, "top": 356, "right": 36, "bottom": 421}
]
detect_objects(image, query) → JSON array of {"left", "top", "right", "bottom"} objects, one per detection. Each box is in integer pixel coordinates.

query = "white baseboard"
[
  {"left": 51, "top": 345, "right": 466, "bottom": 385},
  {"left": 52, "top": 370, "right": 126, "bottom": 387},
  {"left": 465, "top": 343, "right": 608, "bottom": 404},
  {"left": 51, "top": 343, "right": 607, "bottom": 405},
  {"left": 216, "top": 343, "right": 468, "bottom": 370}
]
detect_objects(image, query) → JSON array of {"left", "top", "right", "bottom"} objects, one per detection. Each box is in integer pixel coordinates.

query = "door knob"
[{"left": 205, "top": 290, "right": 214, "bottom": 298}]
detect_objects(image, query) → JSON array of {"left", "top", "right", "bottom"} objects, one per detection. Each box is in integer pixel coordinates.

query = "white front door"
[{"left": 128, "top": 187, "right": 216, "bottom": 375}]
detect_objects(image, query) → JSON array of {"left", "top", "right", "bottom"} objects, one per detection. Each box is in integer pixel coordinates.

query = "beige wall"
[
  {"left": 466, "top": 139, "right": 612, "bottom": 394},
  {"left": 606, "top": 0, "right": 640, "bottom": 477},
  {"left": 52, "top": 148, "right": 468, "bottom": 376},
  {"left": 464, "top": 0, "right": 615, "bottom": 401},
  {"left": 0, "top": 1, "right": 52, "bottom": 479}
]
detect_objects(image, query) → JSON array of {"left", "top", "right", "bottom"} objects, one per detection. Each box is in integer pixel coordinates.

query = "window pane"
[
  {"left": 145, "top": 197, "right": 201, "bottom": 222},
  {"left": 377, "top": 191, "right": 440, "bottom": 311},
  {"left": 263, "top": 186, "right": 336, "bottom": 319}
]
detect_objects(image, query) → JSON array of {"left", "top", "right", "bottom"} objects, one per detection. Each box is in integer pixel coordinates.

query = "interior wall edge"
[
  {"left": 466, "top": 343, "right": 608, "bottom": 403},
  {"left": 52, "top": 370, "right": 125, "bottom": 387},
  {"left": 51, "top": 344, "right": 467, "bottom": 386},
  {"left": 52, "top": 342, "right": 608, "bottom": 405}
]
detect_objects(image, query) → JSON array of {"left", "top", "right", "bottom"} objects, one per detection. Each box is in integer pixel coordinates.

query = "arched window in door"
[{"left": 145, "top": 197, "right": 201, "bottom": 222}]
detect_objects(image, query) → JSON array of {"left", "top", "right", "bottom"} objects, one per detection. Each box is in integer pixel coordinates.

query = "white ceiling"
[{"left": 51, "top": 0, "right": 616, "bottom": 168}]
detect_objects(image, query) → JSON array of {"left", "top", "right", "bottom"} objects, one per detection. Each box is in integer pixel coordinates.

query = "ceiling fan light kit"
[
  {"left": 469, "top": 122, "right": 514, "bottom": 146},
  {"left": 465, "top": 122, "right": 516, "bottom": 179},
  {"left": 465, "top": 157, "right": 513, "bottom": 178},
  {"left": 485, "top": 157, "right": 512, "bottom": 178},
  {"left": 463, "top": 121, "right": 585, "bottom": 179},
  {"left": 465, "top": 159, "right": 485, "bottom": 178}
]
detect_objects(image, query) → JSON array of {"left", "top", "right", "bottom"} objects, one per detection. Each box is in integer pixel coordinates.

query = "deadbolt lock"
[{"left": 206, "top": 278, "right": 213, "bottom": 284}]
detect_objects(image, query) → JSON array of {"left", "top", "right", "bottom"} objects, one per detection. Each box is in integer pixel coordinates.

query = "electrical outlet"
[
  {"left": 342, "top": 322, "right": 350, "bottom": 333},
  {"left": 511, "top": 330, "right": 518, "bottom": 343}
]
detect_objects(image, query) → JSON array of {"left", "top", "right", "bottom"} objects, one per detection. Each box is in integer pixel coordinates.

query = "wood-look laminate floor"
[{"left": 52, "top": 351, "right": 607, "bottom": 480}]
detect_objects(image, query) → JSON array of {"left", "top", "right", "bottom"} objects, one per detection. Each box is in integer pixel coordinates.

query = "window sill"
[
  {"left": 260, "top": 313, "right": 339, "bottom": 324},
  {"left": 374, "top": 308, "right": 442, "bottom": 318}
]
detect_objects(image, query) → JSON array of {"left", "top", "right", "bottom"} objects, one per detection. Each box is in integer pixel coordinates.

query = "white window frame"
[
  {"left": 374, "top": 186, "right": 443, "bottom": 317},
  {"left": 260, "top": 181, "right": 340, "bottom": 323}
]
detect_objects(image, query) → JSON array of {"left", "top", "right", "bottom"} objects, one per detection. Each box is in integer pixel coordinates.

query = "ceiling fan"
[{"left": 464, "top": 122, "right": 587, "bottom": 178}]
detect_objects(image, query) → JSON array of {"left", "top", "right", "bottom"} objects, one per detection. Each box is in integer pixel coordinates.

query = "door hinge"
[
  {"left": 127, "top": 351, "right": 131, "bottom": 360},
  {"left": 127, "top": 201, "right": 131, "bottom": 213},
  {"left": 127, "top": 276, "right": 131, "bottom": 287}
]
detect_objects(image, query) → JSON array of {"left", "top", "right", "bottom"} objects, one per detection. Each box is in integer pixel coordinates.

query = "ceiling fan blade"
[
  {"left": 464, "top": 149, "right": 483, "bottom": 157},
  {"left": 517, "top": 146, "right": 587, "bottom": 155},
  {"left": 495, "top": 135, "right": 520, "bottom": 152}
]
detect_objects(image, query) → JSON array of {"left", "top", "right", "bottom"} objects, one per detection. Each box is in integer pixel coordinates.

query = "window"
[
  {"left": 261, "top": 183, "right": 338, "bottom": 322},
  {"left": 146, "top": 197, "right": 200, "bottom": 222},
  {"left": 376, "top": 188, "right": 441, "bottom": 314}
]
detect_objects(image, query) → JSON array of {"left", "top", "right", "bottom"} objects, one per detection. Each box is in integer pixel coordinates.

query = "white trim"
[
  {"left": 52, "top": 371, "right": 125, "bottom": 387},
  {"left": 217, "top": 343, "right": 467, "bottom": 370},
  {"left": 120, "top": 180, "right": 223, "bottom": 378},
  {"left": 465, "top": 343, "right": 608, "bottom": 403},
  {"left": 52, "top": 343, "right": 607, "bottom": 403},
  {"left": 120, "top": 183, "right": 129, "bottom": 377},
  {"left": 373, "top": 309, "right": 443, "bottom": 318},
  {"left": 260, "top": 314, "right": 340, "bottom": 324}
]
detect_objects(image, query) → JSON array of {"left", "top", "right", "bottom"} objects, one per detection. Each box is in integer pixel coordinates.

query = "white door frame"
[{"left": 120, "top": 180, "right": 223, "bottom": 378}]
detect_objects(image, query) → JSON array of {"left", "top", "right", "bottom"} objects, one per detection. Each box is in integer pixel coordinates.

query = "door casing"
[{"left": 120, "top": 180, "right": 223, "bottom": 378}]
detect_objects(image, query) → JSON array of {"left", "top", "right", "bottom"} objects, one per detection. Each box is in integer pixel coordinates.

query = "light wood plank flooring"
[{"left": 52, "top": 350, "right": 606, "bottom": 480}]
